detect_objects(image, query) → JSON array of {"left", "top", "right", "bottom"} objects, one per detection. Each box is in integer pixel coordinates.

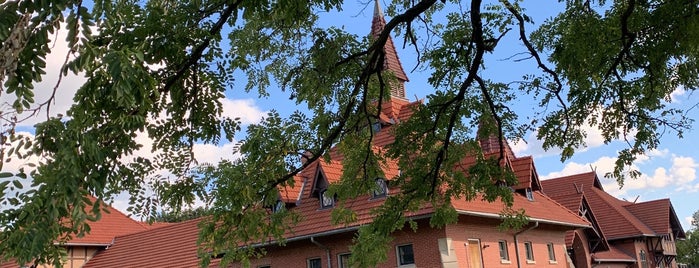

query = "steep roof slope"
[
  {"left": 0, "top": 197, "right": 150, "bottom": 268},
  {"left": 624, "top": 199, "right": 686, "bottom": 239},
  {"left": 541, "top": 172, "right": 685, "bottom": 240},
  {"left": 64, "top": 196, "right": 150, "bottom": 246},
  {"left": 370, "top": 0, "right": 409, "bottom": 100},
  {"left": 83, "top": 218, "right": 221, "bottom": 268}
]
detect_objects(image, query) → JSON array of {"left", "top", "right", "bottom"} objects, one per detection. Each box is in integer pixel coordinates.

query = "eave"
[{"left": 455, "top": 209, "right": 591, "bottom": 229}]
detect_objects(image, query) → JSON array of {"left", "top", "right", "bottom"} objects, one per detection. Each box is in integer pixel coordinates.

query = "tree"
[
  {"left": 1, "top": 0, "right": 698, "bottom": 267},
  {"left": 678, "top": 211, "right": 699, "bottom": 266},
  {"left": 152, "top": 207, "right": 213, "bottom": 223}
]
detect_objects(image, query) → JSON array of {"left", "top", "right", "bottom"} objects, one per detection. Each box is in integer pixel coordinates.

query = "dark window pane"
[
  {"left": 398, "top": 244, "right": 415, "bottom": 265},
  {"left": 308, "top": 258, "right": 322, "bottom": 268}
]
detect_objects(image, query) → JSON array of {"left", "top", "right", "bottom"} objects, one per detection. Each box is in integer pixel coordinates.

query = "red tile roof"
[
  {"left": 0, "top": 197, "right": 149, "bottom": 268},
  {"left": 83, "top": 218, "right": 222, "bottom": 268},
  {"left": 592, "top": 245, "right": 636, "bottom": 262},
  {"left": 370, "top": 0, "right": 409, "bottom": 100},
  {"left": 624, "top": 199, "right": 686, "bottom": 239},
  {"left": 541, "top": 172, "right": 685, "bottom": 241},
  {"left": 71, "top": 5, "right": 593, "bottom": 265},
  {"left": 548, "top": 192, "right": 583, "bottom": 213},
  {"left": 451, "top": 191, "right": 589, "bottom": 227},
  {"left": 64, "top": 196, "right": 149, "bottom": 246}
]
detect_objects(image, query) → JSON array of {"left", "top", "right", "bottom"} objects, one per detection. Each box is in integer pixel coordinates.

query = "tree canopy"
[
  {"left": 1, "top": 0, "right": 698, "bottom": 267},
  {"left": 678, "top": 210, "right": 699, "bottom": 266}
]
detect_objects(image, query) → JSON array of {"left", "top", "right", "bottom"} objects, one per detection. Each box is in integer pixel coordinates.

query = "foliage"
[
  {"left": 678, "top": 211, "right": 699, "bottom": 266},
  {"left": 0, "top": 0, "right": 698, "bottom": 267},
  {"left": 152, "top": 207, "right": 213, "bottom": 223}
]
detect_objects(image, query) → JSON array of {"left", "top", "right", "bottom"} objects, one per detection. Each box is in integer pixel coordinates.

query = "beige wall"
[{"left": 36, "top": 246, "right": 101, "bottom": 268}]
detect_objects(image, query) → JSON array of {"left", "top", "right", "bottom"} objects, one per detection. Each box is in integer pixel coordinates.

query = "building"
[
  {"left": 78, "top": 1, "right": 591, "bottom": 267},
  {"left": 0, "top": 196, "right": 158, "bottom": 268},
  {"left": 542, "top": 172, "right": 687, "bottom": 268}
]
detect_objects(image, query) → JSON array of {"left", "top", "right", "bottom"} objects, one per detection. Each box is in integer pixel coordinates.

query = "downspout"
[
  {"left": 514, "top": 221, "right": 539, "bottom": 268},
  {"left": 311, "top": 237, "right": 332, "bottom": 268}
]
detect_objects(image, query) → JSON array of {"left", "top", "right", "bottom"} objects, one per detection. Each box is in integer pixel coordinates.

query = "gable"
[{"left": 65, "top": 196, "right": 149, "bottom": 246}]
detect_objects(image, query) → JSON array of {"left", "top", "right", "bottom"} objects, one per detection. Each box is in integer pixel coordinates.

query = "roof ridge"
[{"left": 110, "top": 217, "right": 204, "bottom": 241}]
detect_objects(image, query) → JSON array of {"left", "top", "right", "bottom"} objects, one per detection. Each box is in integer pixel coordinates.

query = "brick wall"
[
  {"left": 233, "top": 215, "right": 575, "bottom": 268},
  {"left": 572, "top": 231, "right": 592, "bottom": 268},
  {"left": 446, "top": 216, "right": 571, "bottom": 268}
]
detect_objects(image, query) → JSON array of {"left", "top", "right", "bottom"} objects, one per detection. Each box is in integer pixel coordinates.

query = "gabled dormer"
[
  {"left": 510, "top": 156, "right": 544, "bottom": 201},
  {"left": 310, "top": 160, "right": 343, "bottom": 209}
]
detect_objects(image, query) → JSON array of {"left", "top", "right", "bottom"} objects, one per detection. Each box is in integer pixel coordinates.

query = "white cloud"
[
  {"left": 220, "top": 98, "right": 267, "bottom": 125},
  {"left": 0, "top": 132, "right": 41, "bottom": 173},
  {"left": 635, "top": 148, "right": 669, "bottom": 164},
  {"left": 1, "top": 26, "right": 86, "bottom": 127},
  {"left": 541, "top": 152, "right": 699, "bottom": 199},
  {"left": 670, "top": 155, "right": 697, "bottom": 185},
  {"left": 670, "top": 86, "right": 686, "bottom": 103},
  {"left": 192, "top": 142, "right": 241, "bottom": 165},
  {"left": 512, "top": 122, "right": 607, "bottom": 158}
]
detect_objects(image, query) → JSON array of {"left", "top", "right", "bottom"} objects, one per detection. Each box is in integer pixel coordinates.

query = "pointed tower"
[{"left": 371, "top": 0, "right": 409, "bottom": 99}]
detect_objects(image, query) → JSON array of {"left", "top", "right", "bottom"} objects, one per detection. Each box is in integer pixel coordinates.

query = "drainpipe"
[
  {"left": 513, "top": 221, "right": 539, "bottom": 268},
  {"left": 311, "top": 237, "right": 332, "bottom": 268}
]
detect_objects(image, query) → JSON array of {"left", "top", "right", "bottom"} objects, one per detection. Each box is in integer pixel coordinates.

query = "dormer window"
[
  {"left": 272, "top": 199, "right": 285, "bottom": 213},
  {"left": 320, "top": 189, "right": 335, "bottom": 209},
  {"left": 372, "top": 122, "right": 382, "bottom": 133},
  {"left": 372, "top": 178, "right": 388, "bottom": 198},
  {"left": 525, "top": 188, "right": 534, "bottom": 201}
]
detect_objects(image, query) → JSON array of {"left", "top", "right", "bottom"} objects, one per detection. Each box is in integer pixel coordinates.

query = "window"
[
  {"left": 498, "top": 240, "right": 509, "bottom": 261},
  {"left": 640, "top": 250, "right": 648, "bottom": 268},
  {"left": 372, "top": 178, "right": 388, "bottom": 198},
  {"left": 524, "top": 241, "right": 535, "bottom": 262},
  {"left": 547, "top": 243, "right": 556, "bottom": 262},
  {"left": 467, "top": 239, "right": 484, "bottom": 268},
  {"left": 271, "top": 199, "right": 284, "bottom": 213},
  {"left": 371, "top": 122, "right": 382, "bottom": 133},
  {"left": 525, "top": 188, "right": 534, "bottom": 201},
  {"left": 396, "top": 244, "right": 415, "bottom": 266},
  {"left": 320, "top": 189, "right": 334, "bottom": 209},
  {"left": 307, "top": 258, "right": 322, "bottom": 268},
  {"left": 338, "top": 253, "right": 351, "bottom": 268}
]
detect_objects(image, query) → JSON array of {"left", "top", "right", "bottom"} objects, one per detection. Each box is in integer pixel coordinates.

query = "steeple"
[{"left": 371, "top": 0, "right": 409, "bottom": 99}]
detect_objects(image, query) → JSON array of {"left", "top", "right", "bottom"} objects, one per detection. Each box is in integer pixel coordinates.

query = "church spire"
[{"left": 371, "top": 0, "right": 409, "bottom": 99}]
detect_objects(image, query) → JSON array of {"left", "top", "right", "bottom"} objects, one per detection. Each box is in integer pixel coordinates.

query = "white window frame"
[
  {"left": 524, "top": 241, "right": 535, "bottom": 263},
  {"left": 525, "top": 188, "right": 534, "bottom": 201},
  {"left": 498, "top": 240, "right": 510, "bottom": 263},
  {"left": 547, "top": 242, "right": 557, "bottom": 263}
]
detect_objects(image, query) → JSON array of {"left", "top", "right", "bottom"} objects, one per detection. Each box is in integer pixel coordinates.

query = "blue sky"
[
  {"left": 2, "top": 0, "right": 697, "bottom": 231},
  {"left": 228, "top": 0, "right": 699, "bottom": 230}
]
